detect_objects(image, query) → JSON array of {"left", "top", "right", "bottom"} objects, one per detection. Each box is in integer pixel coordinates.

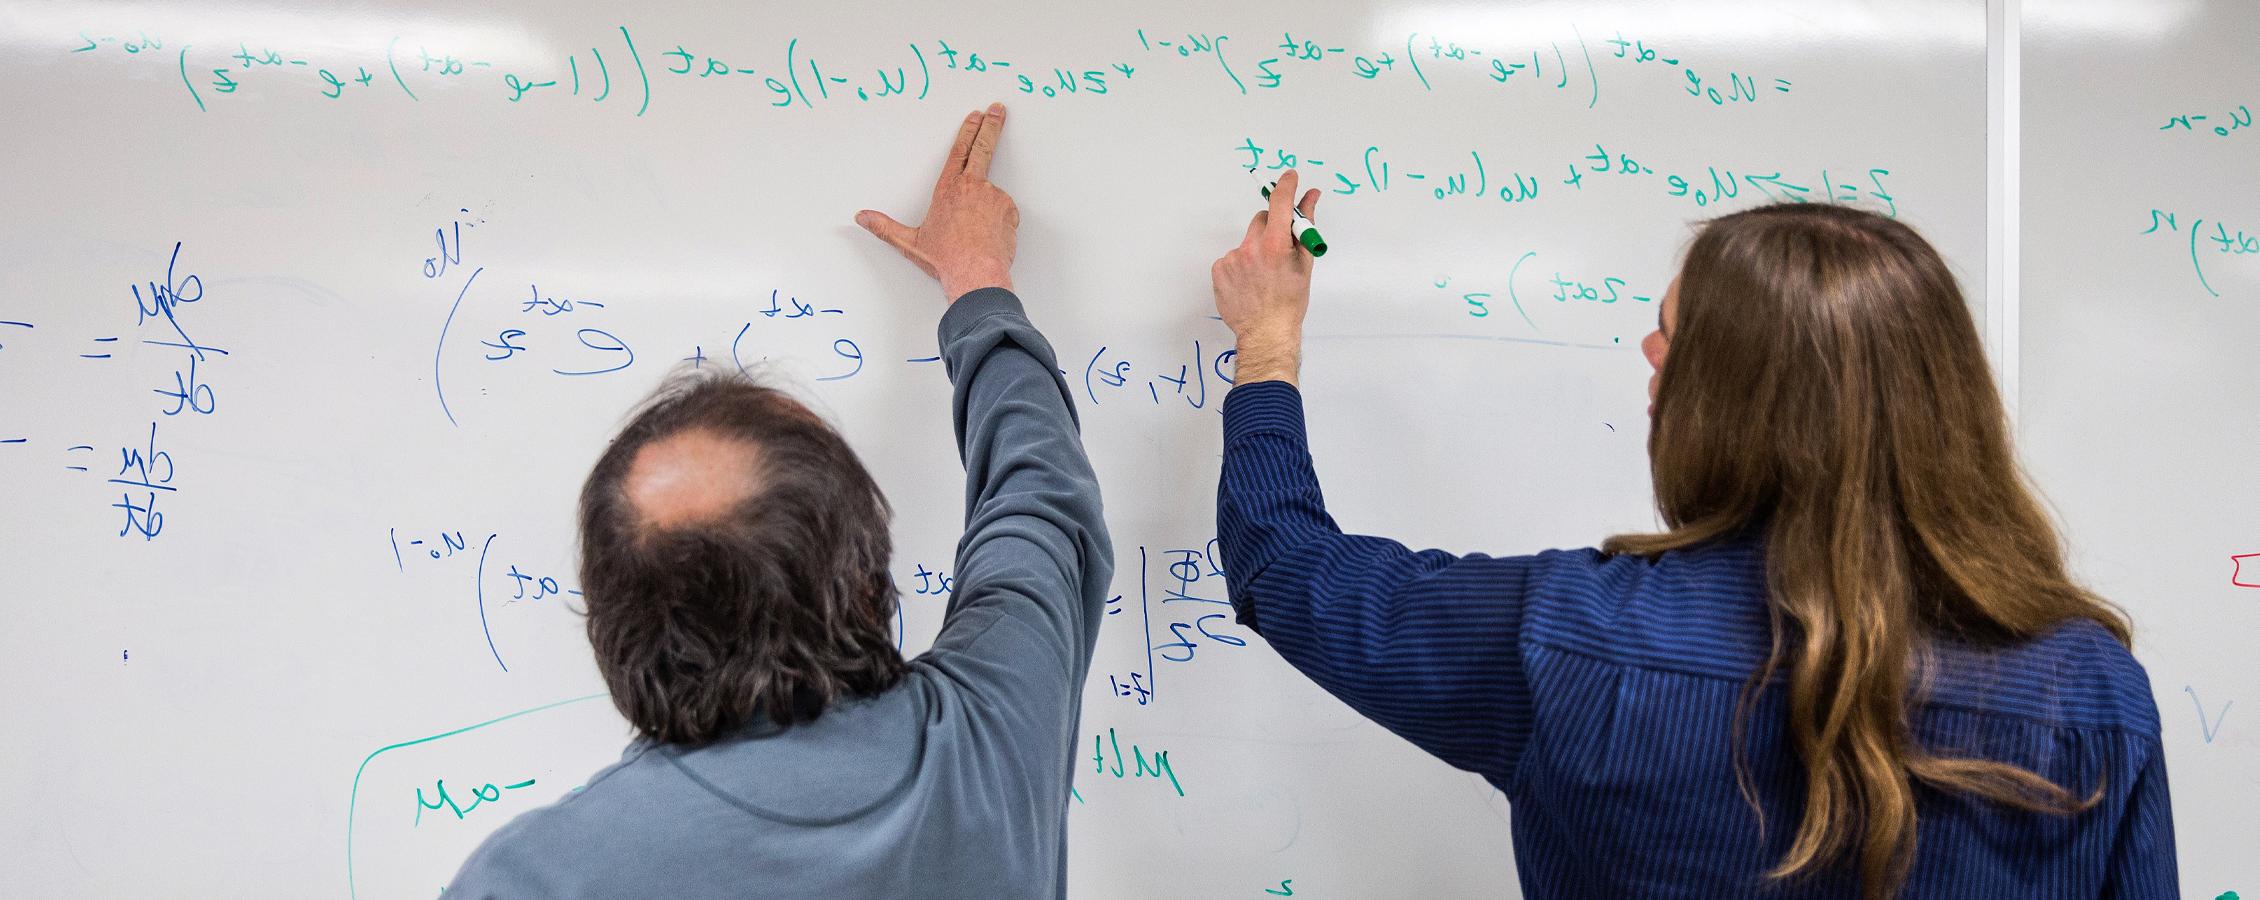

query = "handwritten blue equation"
[
  {"left": 1109, "top": 542, "right": 1249, "bottom": 707},
  {"left": 480, "top": 284, "right": 634, "bottom": 377},
  {"left": 387, "top": 527, "right": 581, "bottom": 673},
  {"left": 411, "top": 205, "right": 1314, "bottom": 431},
  {"left": 1085, "top": 340, "right": 1235, "bottom": 412},
  {"left": 383, "top": 524, "right": 997, "bottom": 672},
  {"left": 422, "top": 211, "right": 870, "bottom": 428},
  {"left": 0, "top": 242, "right": 230, "bottom": 541}
]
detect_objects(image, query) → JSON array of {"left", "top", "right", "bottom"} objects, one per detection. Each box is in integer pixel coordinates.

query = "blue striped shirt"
[{"left": 1216, "top": 381, "right": 2177, "bottom": 899}]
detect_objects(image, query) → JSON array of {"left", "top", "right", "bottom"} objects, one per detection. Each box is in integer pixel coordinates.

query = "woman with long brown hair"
[{"left": 1209, "top": 172, "right": 2176, "bottom": 898}]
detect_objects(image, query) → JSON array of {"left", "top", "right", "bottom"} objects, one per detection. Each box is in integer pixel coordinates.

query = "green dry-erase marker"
[{"left": 1248, "top": 168, "right": 1329, "bottom": 257}]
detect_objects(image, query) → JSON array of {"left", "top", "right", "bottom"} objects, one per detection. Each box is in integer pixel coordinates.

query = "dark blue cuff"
[{"left": 1222, "top": 380, "right": 1308, "bottom": 443}]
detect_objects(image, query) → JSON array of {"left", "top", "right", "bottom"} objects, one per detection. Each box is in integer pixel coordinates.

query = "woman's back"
[
  {"left": 1212, "top": 381, "right": 2176, "bottom": 898},
  {"left": 1507, "top": 537, "right": 2172, "bottom": 898}
]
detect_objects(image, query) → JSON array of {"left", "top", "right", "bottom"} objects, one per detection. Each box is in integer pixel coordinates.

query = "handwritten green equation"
[
  {"left": 65, "top": 23, "right": 1794, "bottom": 116},
  {"left": 1238, "top": 136, "right": 1897, "bottom": 216},
  {"left": 2144, "top": 208, "right": 2258, "bottom": 299}
]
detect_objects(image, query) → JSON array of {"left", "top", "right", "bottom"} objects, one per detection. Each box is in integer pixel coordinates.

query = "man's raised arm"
[{"left": 856, "top": 103, "right": 1112, "bottom": 720}]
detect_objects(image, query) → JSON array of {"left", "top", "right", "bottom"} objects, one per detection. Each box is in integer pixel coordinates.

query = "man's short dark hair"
[{"left": 578, "top": 371, "right": 904, "bottom": 745}]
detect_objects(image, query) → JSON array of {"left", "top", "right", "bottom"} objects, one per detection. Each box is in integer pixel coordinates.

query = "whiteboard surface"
[
  {"left": 2021, "top": 1, "right": 2260, "bottom": 896},
  {"left": 0, "top": 2, "right": 2003, "bottom": 897}
]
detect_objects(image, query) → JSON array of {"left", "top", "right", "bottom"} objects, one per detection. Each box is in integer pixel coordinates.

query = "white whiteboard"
[
  {"left": 0, "top": 2, "right": 2013, "bottom": 897},
  {"left": 2020, "top": 1, "right": 2260, "bottom": 897}
]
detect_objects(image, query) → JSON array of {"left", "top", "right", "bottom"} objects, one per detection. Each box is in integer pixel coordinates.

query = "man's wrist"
[
  {"left": 944, "top": 280, "right": 1012, "bottom": 303},
  {"left": 1231, "top": 326, "right": 1304, "bottom": 387},
  {"left": 939, "top": 265, "right": 1014, "bottom": 302}
]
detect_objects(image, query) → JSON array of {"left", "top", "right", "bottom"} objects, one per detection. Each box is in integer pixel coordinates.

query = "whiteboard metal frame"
[{"left": 1986, "top": 0, "right": 2022, "bottom": 421}]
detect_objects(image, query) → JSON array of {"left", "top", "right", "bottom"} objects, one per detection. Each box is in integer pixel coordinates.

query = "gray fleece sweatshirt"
[{"left": 443, "top": 288, "right": 1112, "bottom": 899}]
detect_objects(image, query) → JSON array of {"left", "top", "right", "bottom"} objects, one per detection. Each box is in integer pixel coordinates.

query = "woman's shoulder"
[
  {"left": 1510, "top": 538, "right": 1774, "bottom": 677},
  {"left": 1514, "top": 543, "right": 2162, "bottom": 739},
  {"left": 1926, "top": 618, "right": 2162, "bottom": 738},
  {"left": 1519, "top": 534, "right": 1769, "bottom": 590}
]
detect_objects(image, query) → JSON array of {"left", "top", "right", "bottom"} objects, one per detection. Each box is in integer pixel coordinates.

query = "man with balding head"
[{"left": 444, "top": 102, "right": 1112, "bottom": 899}]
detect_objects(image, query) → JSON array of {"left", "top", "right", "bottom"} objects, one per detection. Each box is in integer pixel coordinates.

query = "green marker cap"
[{"left": 1298, "top": 227, "right": 1328, "bottom": 257}]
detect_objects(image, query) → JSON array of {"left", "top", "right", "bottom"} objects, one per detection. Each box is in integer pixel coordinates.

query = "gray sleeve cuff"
[{"left": 937, "top": 287, "right": 1027, "bottom": 347}]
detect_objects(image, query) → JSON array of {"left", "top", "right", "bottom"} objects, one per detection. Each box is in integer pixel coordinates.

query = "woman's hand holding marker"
[
  {"left": 1211, "top": 168, "right": 1323, "bottom": 388},
  {"left": 1249, "top": 167, "right": 1327, "bottom": 257}
]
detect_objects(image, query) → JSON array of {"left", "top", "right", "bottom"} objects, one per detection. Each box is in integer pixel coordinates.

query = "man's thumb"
[{"left": 855, "top": 210, "right": 914, "bottom": 249}]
